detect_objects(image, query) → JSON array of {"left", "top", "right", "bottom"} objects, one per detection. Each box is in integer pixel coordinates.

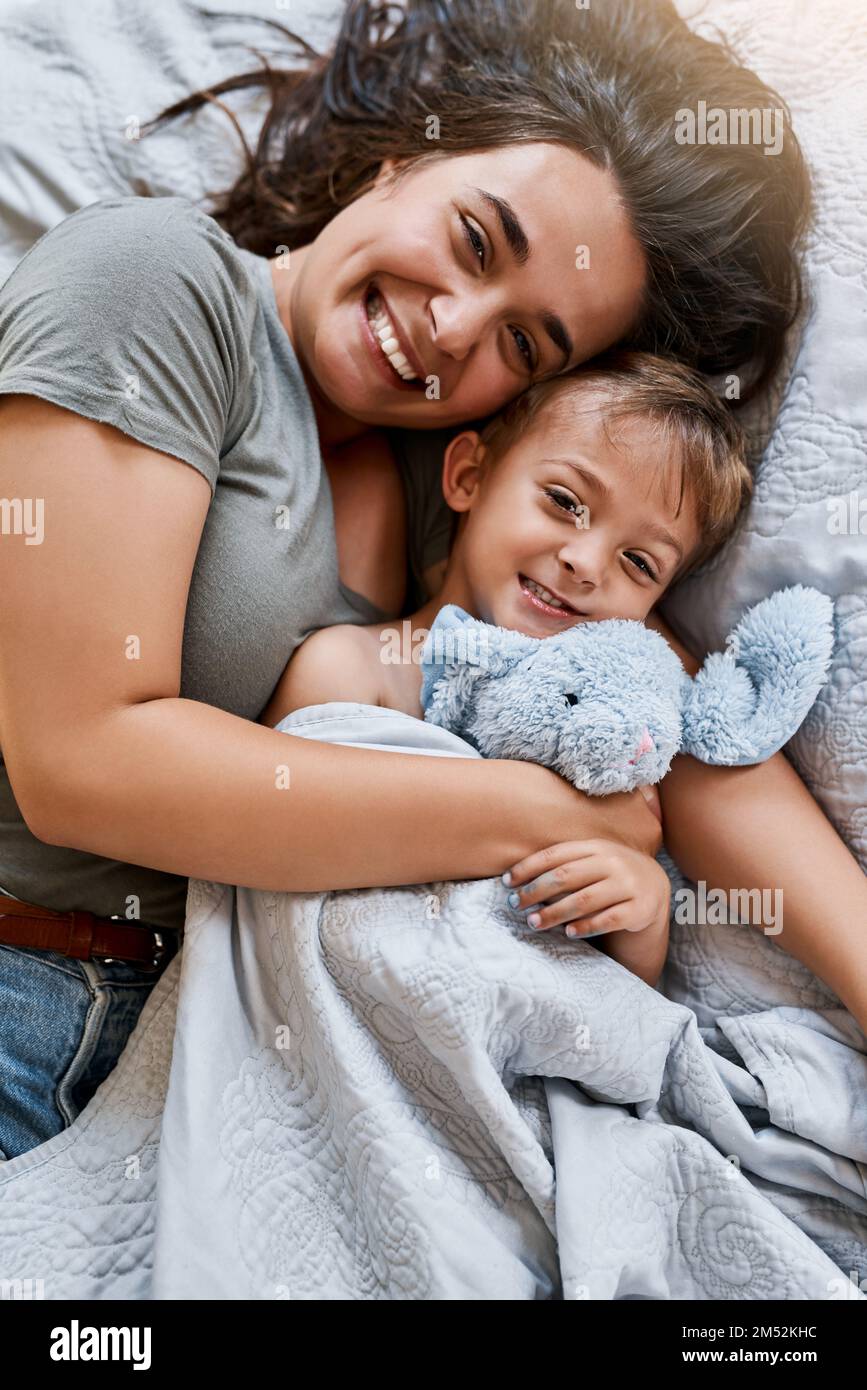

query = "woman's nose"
[{"left": 429, "top": 293, "right": 492, "bottom": 361}]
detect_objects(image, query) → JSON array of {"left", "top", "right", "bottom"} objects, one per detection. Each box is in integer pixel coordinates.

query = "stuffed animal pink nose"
[{"left": 628, "top": 727, "right": 654, "bottom": 764}]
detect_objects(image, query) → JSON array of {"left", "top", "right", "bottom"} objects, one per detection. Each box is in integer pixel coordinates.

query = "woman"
[{"left": 0, "top": 0, "right": 861, "bottom": 1164}]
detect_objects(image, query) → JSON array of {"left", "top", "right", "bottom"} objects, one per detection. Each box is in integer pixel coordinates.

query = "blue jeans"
[{"left": 0, "top": 887, "right": 179, "bottom": 1161}]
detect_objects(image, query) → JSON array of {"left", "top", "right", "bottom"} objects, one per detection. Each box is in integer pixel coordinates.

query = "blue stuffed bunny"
[{"left": 419, "top": 587, "right": 834, "bottom": 794}]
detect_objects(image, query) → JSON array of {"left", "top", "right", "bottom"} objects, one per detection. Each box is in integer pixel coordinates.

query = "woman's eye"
[
  {"left": 460, "top": 214, "right": 486, "bottom": 268},
  {"left": 510, "top": 326, "right": 535, "bottom": 370},
  {"left": 459, "top": 214, "right": 535, "bottom": 371},
  {"left": 625, "top": 551, "right": 658, "bottom": 582},
  {"left": 544, "top": 487, "right": 582, "bottom": 516}
]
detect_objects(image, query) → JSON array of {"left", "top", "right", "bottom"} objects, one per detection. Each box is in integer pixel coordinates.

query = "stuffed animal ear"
[
  {"left": 420, "top": 604, "right": 538, "bottom": 727},
  {"left": 681, "top": 586, "right": 834, "bottom": 765}
]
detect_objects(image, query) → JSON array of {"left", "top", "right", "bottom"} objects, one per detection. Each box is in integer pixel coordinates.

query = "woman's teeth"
[
  {"left": 366, "top": 292, "right": 419, "bottom": 382},
  {"left": 522, "top": 576, "right": 570, "bottom": 610}
]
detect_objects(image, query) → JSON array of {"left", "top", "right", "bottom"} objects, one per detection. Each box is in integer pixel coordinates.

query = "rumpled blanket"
[{"left": 0, "top": 706, "right": 864, "bottom": 1300}]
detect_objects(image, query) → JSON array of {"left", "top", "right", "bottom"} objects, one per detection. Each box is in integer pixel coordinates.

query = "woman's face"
[{"left": 277, "top": 143, "right": 647, "bottom": 432}]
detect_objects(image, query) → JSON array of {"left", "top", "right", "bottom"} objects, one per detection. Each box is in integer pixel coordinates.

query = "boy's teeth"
[
  {"left": 525, "top": 577, "right": 564, "bottom": 608},
  {"left": 366, "top": 292, "right": 419, "bottom": 382}
]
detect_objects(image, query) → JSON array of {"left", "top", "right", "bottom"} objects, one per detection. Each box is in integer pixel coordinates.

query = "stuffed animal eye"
[{"left": 564, "top": 692, "right": 579, "bottom": 706}]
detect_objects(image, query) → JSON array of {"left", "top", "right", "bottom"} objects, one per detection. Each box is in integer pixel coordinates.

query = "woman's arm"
[
  {"left": 649, "top": 609, "right": 867, "bottom": 1033},
  {"left": 1, "top": 400, "right": 659, "bottom": 895}
]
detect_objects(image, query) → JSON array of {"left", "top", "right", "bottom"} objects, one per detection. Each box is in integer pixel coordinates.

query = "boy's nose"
[{"left": 559, "top": 533, "right": 607, "bottom": 588}]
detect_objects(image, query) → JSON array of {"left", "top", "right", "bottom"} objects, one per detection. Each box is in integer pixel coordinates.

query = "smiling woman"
[
  {"left": 150, "top": 0, "right": 812, "bottom": 422},
  {"left": 264, "top": 143, "right": 647, "bottom": 438}
]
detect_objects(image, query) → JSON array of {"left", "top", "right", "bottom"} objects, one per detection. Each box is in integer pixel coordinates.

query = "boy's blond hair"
[{"left": 478, "top": 350, "right": 753, "bottom": 578}]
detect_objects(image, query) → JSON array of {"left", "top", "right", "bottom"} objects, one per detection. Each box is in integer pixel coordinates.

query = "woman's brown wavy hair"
[{"left": 145, "top": 0, "right": 813, "bottom": 405}]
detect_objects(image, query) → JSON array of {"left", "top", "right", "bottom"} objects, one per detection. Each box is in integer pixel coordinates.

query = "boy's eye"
[
  {"left": 545, "top": 486, "right": 583, "bottom": 516},
  {"left": 543, "top": 489, "right": 659, "bottom": 580},
  {"left": 625, "top": 551, "right": 658, "bottom": 582}
]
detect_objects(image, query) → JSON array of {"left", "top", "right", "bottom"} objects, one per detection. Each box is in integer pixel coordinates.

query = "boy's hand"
[{"left": 502, "top": 839, "right": 670, "bottom": 938}]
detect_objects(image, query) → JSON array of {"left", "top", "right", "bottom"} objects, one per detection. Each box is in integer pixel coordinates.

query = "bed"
[{"left": 0, "top": 0, "right": 864, "bottom": 1299}]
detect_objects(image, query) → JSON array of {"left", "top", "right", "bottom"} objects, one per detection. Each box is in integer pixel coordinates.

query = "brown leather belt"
[{"left": 0, "top": 893, "right": 172, "bottom": 971}]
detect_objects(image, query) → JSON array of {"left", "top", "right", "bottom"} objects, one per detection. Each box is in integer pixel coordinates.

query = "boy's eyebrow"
[
  {"left": 542, "top": 456, "right": 613, "bottom": 499},
  {"left": 541, "top": 456, "right": 685, "bottom": 564},
  {"left": 642, "top": 522, "right": 684, "bottom": 565},
  {"left": 470, "top": 187, "right": 573, "bottom": 367}
]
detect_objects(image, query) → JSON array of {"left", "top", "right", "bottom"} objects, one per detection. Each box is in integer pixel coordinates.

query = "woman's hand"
[{"left": 502, "top": 838, "right": 670, "bottom": 939}]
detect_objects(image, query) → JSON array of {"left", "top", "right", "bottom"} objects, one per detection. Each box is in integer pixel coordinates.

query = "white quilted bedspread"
[{"left": 0, "top": 706, "right": 865, "bottom": 1300}]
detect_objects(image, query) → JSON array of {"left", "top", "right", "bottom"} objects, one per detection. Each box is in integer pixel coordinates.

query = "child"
[{"left": 260, "top": 352, "right": 752, "bottom": 987}]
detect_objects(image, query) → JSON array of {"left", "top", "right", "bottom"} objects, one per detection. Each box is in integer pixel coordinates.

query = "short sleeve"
[{"left": 0, "top": 196, "right": 254, "bottom": 495}]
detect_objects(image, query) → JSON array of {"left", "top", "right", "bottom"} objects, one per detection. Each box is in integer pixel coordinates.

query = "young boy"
[{"left": 260, "top": 352, "right": 752, "bottom": 988}]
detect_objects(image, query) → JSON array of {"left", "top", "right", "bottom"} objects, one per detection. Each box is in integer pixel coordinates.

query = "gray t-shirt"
[{"left": 0, "top": 194, "right": 418, "bottom": 933}]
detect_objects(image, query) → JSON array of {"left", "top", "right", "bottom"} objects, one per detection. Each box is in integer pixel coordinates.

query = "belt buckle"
[
  {"left": 148, "top": 929, "right": 168, "bottom": 971},
  {"left": 103, "top": 923, "right": 168, "bottom": 972}
]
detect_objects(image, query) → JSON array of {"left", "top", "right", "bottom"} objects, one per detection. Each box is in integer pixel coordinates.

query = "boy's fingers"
[
  {"left": 523, "top": 882, "right": 619, "bottom": 932},
  {"left": 564, "top": 903, "right": 632, "bottom": 938},
  {"left": 506, "top": 860, "right": 607, "bottom": 911},
  {"left": 503, "top": 840, "right": 603, "bottom": 890}
]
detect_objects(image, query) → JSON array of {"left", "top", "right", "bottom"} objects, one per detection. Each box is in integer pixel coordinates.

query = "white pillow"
[{"left": 663, "top": 0, "right": 867, "bottom": 869}]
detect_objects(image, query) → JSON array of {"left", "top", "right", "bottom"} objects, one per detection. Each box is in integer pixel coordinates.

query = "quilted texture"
[
  {"left": 0, "top": 707, "right": 864, "bottom": 1299},
  {"left": 0, "top": 0, "right": 336, "bottom": 283}
]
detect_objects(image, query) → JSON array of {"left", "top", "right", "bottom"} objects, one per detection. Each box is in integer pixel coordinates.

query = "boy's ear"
[{"left": 442, "top": 431, "right": 486, "bottom": 514}]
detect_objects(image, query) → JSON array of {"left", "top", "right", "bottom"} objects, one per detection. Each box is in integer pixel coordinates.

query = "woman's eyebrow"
[
  {"left": 470, "top": 187, "right": 574, "bottom": 367},
  {"left": 471, "top": 187, "right": 530, "bottom": 262}
]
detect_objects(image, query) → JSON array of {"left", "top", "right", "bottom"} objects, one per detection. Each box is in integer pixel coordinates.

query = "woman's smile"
[{"left": 363, "top": 285, "right": 426, "bottom": 386}]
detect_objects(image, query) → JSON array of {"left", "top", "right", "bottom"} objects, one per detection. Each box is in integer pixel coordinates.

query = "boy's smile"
[{"left": 516, "top": 573, "right": 591, "bottom": 622}]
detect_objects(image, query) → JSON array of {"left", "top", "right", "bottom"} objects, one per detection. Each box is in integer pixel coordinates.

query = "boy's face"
[{"left": 444, "top": 393, "right": 703, "bottom": 637}]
